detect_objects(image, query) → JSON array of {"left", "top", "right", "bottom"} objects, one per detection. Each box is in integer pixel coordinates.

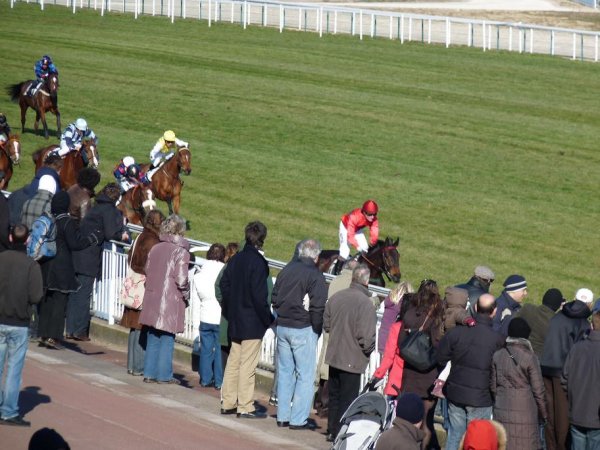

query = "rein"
[{"left": 360, "top": 245, "right": 397, "bottom": 282}]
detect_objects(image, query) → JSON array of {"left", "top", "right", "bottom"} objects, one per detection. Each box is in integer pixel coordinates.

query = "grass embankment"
[{"left": 1, "top": 3, "right": 599, "bottom": 300}]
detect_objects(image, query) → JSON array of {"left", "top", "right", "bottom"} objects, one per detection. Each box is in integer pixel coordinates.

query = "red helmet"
[{"left": 362, "top": 200, "right": 378, "bottom": 215}]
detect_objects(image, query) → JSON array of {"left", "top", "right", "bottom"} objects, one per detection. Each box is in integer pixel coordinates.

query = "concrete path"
[{"left": 2, "top": 340, "right": 330, "bottom": 450}]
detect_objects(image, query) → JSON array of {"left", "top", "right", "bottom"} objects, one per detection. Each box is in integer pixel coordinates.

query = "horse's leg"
[
  {"left": 40, "top": 108, "right": 49, "bottom": 139},
  {"left": 19, "top": 100, "right": 27, "bottom": 133},
  {"left": 55, "top": 109, "right": 61, "bottom": 136},
  {"left": 167, "top": 199, "right": 174, "bottom": 215},
  {"left": 172, "top": 194, "right": 180, "bottom": 215}
]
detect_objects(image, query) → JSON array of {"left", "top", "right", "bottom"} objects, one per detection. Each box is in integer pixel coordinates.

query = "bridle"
[{"left": 360, "top": 245, "right": 398, "bottom": 282}]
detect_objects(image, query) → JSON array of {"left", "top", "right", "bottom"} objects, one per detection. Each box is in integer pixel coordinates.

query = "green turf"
[{"left": 1, "top": 2, "right": 599, "bottom": 301}]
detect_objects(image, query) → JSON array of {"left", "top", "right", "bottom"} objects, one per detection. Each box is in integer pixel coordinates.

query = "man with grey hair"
[
  {"left": 323, "top": 264, "right": 377, "bottom": 441},
  {"left": 456, "top": 265, "right": 495, "bottom": 315},
  {"left": 272, "top": 239, "right": 328, "bottom": 429}
]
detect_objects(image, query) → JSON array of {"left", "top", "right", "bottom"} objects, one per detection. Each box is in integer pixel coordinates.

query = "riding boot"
[
  {"left": 333, "top": 257, "right": 345, "bottom": 275},
  {"left": 80, "top": 149, "right": 89, "bottom": 166}
]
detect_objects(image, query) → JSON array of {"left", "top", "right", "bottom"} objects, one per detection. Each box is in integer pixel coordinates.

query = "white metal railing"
[
  {"left": 93, "top": 228, "right": 388, "bottom": 383},
  {"left": 8, "top": 0, "right": 600, "bottom": 61}
]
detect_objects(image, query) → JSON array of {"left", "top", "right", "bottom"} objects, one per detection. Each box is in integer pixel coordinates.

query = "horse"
[
  {"left": 0, "top": 134, "right": 21, "bottom": 189},
  {"left": 317, "top": 236, "right": 401, "bottom": 287},
  {"left": 7, "top": 74, "right": 61, "bottom": 139},
  {"left": 32, "top": 141, "right": 99, "bottom": 189},
  {"left": 117, "top": 184, "right": 157, "bottom": 225},
  {"left": 139, "top": 147, "right": 191, "bottom": 215}
]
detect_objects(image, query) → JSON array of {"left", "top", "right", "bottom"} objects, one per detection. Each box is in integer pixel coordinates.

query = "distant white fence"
[
  {"left": 93, "top": 226, "right": 389, "bottom": 384},
  {"left": 9, "top": 0, "right": 600, "bottom": 62}
]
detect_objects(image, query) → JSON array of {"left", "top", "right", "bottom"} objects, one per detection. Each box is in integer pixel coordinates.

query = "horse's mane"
[{"left": 31, "top": 147, "right": 45, "bottom": 165}]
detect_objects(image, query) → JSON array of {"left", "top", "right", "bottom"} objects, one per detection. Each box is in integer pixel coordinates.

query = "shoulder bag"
[
  {"left": 400, "top": 309, "right": 437, "bottom": 372},
  {"left": 119, "top": 238, "right": 146, "bottom": 310}
]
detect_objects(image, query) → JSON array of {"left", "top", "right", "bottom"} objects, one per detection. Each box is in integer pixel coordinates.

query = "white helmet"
[
  {"left": 123, "top": 156, "right": 135, "bottom": 167},
  {"left": 75, "top": 118, "right": 87, "bottom": 131}
]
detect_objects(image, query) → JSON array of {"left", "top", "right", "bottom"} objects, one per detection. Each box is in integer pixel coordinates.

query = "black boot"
[{"left": 333, "top": 257, "right": 345, "bottom": 275}]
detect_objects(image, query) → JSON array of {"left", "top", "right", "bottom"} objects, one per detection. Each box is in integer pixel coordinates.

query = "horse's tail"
[{"left": 7, "top": 82, "right": 25, "bottom": 103}]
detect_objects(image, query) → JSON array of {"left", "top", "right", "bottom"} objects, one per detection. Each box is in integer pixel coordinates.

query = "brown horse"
[
  {"left": 32, "top": 141, "right": 99, "bottom": 189},
  {"left": 317, "top": 236, "right": 401, "bottom": 287},
  {"left": 0, "top": 135, "right": 21, "bottom": 189},
  {"left": 7, "top": 75, "right": 61, "bottom": 139},
  {"left": 139, "top": 147, "right": 191, "bottom": 214},
  {"left": 117, "top": 184, "right": 156, "bottom": 225}
]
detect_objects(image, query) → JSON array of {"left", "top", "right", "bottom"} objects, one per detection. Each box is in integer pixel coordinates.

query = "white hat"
[
  {"left": 575, "top": 288, "right": 594, "bottom": 304},
  {"left": 38, "top": 175, "right": 57, "bottom": 195}
]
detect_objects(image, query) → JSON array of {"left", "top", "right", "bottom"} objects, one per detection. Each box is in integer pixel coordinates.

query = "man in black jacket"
[
  {"left": 437, "top": 293, "right": 505, "bottom": 450},
  {"left": 68, "top": 183, "right": 127, "bottom": 341},
  {"left": 561, "top": 299, "right": 600, "bottom": 449},
  {"left": 220, "top": 221, "right": 273, "bottom": 419},
  {"left": 272, "top": 239, "right": 327, "bottom": 430},
  {"left": 541, "top": 288, "right": 593, "bottom": 450},
  {"left": 455, "top": 265, "right": 495, "bottom": 315},
  {"left": 0, "top": 225, "right": 43, "bottom": 427}
]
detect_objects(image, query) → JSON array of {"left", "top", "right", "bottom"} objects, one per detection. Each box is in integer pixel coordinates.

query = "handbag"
[
  {"left": 119, "top": 238, "right": 146, "bottom": 310},
  {"left": 400, "top": 310, "right": 437, "bottom": 372}
]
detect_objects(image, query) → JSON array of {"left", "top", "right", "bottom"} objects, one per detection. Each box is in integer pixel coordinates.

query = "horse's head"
[
  {"left": 365, "top": 237, "right": 401, "bottom": 283},
  {"left": 45, "top": 74, "right": 59, "bottom": 96},
  {"left": 83, "top": 140, "right": 99, "bottom": 168},
  {"left": 177, "top": 147, "right": 192, "bottom": 175},
  {"left": 7, "top": 135, "right": 21, "bottom": 165}
]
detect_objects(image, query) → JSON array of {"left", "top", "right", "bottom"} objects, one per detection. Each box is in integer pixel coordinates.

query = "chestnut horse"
[
  {"left": 7, "top": 75, "right": 61, "bottom": 139},
  {"left": 117, "top": 185, "right": 156, "bottom": 225},
  {"left": 317, "top": 236, "right": 401, "bottom": 287},
  {"left": 139, "top": 147, "right": 191, "bottom": 214},
  {"left": 0, "top": 135, "right": 21, "bottom": 189},
  {"left": 32, "top": 141, "right": 99, "bottom": 189}
]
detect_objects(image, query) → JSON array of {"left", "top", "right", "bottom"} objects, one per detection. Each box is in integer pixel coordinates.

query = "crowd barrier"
[
  {"left": 93, "top": 225, "right": 389, "bottom": 384},
  {"left": 9, "top": 0, "right": 600, "bottom": 61}
]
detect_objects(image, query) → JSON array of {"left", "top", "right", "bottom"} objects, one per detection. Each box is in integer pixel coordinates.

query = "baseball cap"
[{"left": 575, "top": 288, "right": 594, "bottom": 304}]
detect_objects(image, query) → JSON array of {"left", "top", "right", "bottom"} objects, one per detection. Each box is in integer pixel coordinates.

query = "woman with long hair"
[
  {"left": 399, "top": 279, "right": 445, "bottom": 449},
  {"left": 378, "top": 281, "right": 414, "bottom": 355}
]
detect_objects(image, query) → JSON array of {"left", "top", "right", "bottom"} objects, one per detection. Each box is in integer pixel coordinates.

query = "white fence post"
[
  {"left": 572, "top": 32, "right": 577, "bottom": 59},
  {"left": 208, "top": 0, "right": 211, "bottom": 26},
  {"left": 243, "top": 0, "right": 246, "bottom": 29},
  {"left": 319, "top": 7, "right": 323, "bottom": 37},
  {"left": 279, "top": 4, "right": 283, "bottom": 32},
  {"left": 482, "top": 20, "right": 486, "bottom": 51},
  {"left": 359, "top": 10, "right": 363, "bottom": 40},
  {"left": 428, "top": 18, "right": 431, "bottom": 43},
  {"left": 334, "top": 10, "right": 337, "bottom": 34},
  {"left": 530, "top": 28, "right": 534, "bottom": 53}
]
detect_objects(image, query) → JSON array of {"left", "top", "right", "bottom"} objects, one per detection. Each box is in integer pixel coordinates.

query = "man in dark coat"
[
  {"left": 493, "top": 274, "right": 528, "bottom": 336},
  {"left": 561, "top": 299, "right": 600, "bottom": 449},
  {"left": 437, "top": 293, "right": 505, "bottom": 450},
  {"left": 541, "top": 288, "right": 593, "bottom": 450},
  {"left": 515, "top": 287, "right": 564, "bottom": 358},
  {"left": 219, "top": 221, "right": 273, "bottom": 419},
  {"left": 0, "top": 225, "right": 43, "bottom": 427},
  {"left": 272, "top": 238, "right": 327, "bottom": 429},
  {"left": 324, "top": 264, "right": 377, "bottom": 441},
  {"left": 68, "top": 183, "right": 127, "bottom": 341},
  {"left": 455, "top": 265, "right": 495, "bottom": 315}
]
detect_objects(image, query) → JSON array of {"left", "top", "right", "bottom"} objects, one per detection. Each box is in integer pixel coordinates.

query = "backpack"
[{"left": 27, "top": 212, "right": 57, "bottom": 261}]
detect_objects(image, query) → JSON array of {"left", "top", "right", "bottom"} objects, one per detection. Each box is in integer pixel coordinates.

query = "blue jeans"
[
  {"left": 67, "top": 274, "right": 95, "bottom": 337},
  {"left": 199, "top": 322, "right": 223, "bottom": 388},
  {"left": 0, "top": 325, "right": 29, "bottom": 419},
  {"left": 143, "top": 327, "right": 175, "bottom": 382},
  {"left": 276, "top": 325, "right": 318, "bottom": 426},
  {"left": 446, "top": 401, "right": 493, "bottom": 450},
  {"left": 571, "top": 425, "right": 600, "bottom": 450},
  {"left": 127, "top": 328, "right": 146, "bottom": 374}
]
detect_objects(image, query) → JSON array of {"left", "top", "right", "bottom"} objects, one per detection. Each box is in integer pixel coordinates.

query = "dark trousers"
[
  {"left": 328, "top": 366, "right": 361, "bottom": 437},
  {"left": 38, "top": 290, "right": 69, "bottom": 340},
  {"left": 66, "top": 274, "right": 95, "bottom": 337},
  {"left": 544, "top": 375, "right": 570, "bottom": 450}
]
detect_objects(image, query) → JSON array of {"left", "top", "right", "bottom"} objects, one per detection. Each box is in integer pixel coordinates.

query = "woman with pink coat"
[{"left": 139, "top": 214, "right": 190, "bottom": 384}]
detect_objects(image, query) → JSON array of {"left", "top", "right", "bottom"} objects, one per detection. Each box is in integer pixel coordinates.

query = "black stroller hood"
[{"left": 340, "top": 391, "right": 389, "bottom": 426}]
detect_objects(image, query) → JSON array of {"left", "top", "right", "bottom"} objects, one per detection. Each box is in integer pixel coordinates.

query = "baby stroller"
[{"left": 331, "top": 381, "right": 393, "bottom": 450}]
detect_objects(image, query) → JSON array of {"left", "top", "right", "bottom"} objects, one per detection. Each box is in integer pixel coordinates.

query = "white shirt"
[{"left": 192, "top": 260, "right": 225, "bottom": 326}]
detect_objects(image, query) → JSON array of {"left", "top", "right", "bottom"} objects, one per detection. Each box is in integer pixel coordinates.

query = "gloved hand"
[
  {"left": 463, "top": 317, "right": 476, "bottom": 327},
  {"left": 367, "top": 377, "right": 383, "bottom": 391}
]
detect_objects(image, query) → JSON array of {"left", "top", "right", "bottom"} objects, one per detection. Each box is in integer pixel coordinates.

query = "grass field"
[{"left": 1, "top": 2, "right": 599, "bottom": 301}]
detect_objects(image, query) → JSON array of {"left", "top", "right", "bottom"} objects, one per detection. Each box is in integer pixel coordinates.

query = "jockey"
[
  {"left": 30, "top": 55, "right": 58, "bottom": 97},
  {"left": 147, "top": 130, "right": 188, "bottom": 179},
  {"left": 339, "top": 199, "right": 379, "bottom": 260},
  {"left": 113, "top": 156, "right": 148, "bottom": 192},
  {"left": 0, "top": 113, "right": 11, "bottom": 144},
  {"left": 58, "top": 118, "right": 97, "bottom": 165}
]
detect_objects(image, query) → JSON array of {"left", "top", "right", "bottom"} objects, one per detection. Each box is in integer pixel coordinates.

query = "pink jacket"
[
  {"left": 374, "top": 321, "right": 405, "bottom": 396},
  {"left": 139, "top": 234, "right": 190, "bottom": 334},
  {"left": 341, "top": 208, "right": 379, "bottom": 248}
]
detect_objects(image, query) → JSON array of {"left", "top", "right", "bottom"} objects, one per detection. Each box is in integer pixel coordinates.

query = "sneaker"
[
  {"left": 157, "top": 378, "right": 180, "bottom": 385},
  {"left": 44, "top": 338, "right": 64, "bottom": 350},
  {"left": 268, "top": 395, "right": 278, "bottom": 407},
  {"left": 0, "top": 415, "right": 31, "bottom": 427}
]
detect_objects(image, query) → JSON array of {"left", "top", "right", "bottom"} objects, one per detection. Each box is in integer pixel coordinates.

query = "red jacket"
[
  {"left": 374, "top": 321, "right": 405, "bottom": 396},
  {"left": 341, "top": 208, "right": 379, "bottom": 248}
]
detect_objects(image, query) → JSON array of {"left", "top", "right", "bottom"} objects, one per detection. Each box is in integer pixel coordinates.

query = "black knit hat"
[
  {"left": 508, "top": 317, "right": 531, "bottom": 339},
  {"left": 395, "top": 393, "right": 424, "bottom": 425},
  {"left": 50, "top": 191, "right": 70, "bottom": 215},
  {"left": 503, "top": 274, "right": 527, "bottom": 292},
  {"left": 542, "top": 288, "right": 564, "bottom": 312}
]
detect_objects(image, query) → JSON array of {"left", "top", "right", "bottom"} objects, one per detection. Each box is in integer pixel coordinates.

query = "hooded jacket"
[
  {"left": 139, "top": 234, "right": 190, "bottom": 334},
  {"left": 493, "top": 291, "right": 522, "bottom": 336},
  {"left": 540, "top": 300, "right": 591, "bottom": 377}
]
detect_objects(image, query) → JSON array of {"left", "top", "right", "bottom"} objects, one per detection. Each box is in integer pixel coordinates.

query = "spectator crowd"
[{"left": 0, "top": 163, "right": 599, "bottom": 450}]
